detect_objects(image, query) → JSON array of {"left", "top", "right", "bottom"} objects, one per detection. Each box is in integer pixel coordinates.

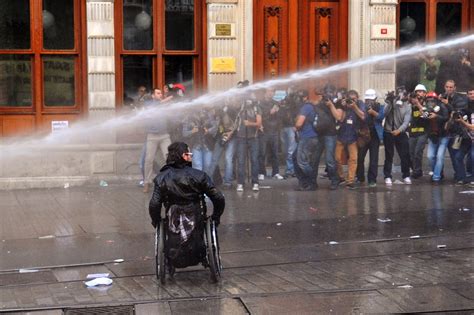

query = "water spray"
[{"left": 1, "top": 34, "right": 473, "bottom": 157}]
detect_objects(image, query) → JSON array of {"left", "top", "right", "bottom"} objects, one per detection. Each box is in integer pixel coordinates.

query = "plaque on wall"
[
  {"left": 210, "top": 23, "right": 235, "bottom": 38},
  {"left": 210, "top": 57, "right": 236, "bottom": 73},
  {"left": 216, "top": 24, "right": 231, "bottom": 36}
]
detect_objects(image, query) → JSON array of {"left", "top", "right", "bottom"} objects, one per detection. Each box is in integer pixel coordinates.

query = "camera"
[
  {"left": 219, "top": 133, "right": 230, "bottom": 146},
  {"left": 452, "top": 110, "right": 467, "bottom": 121},
  {"left": 322, "top": 95, "right": 339, "bottom": 104},
  {"left": 344, "top": 98, "right": 354, "bottom": 105},
  {"left": 421, "top": 99, "right": 440, "bottom": 119},
  {"left": 385, "top": 91, "right": 396, "bottom": 104}
]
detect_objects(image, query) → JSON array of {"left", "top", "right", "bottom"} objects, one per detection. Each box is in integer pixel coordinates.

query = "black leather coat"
[{"left": 149, "top": 162, "right": 225, "bottom": 226}]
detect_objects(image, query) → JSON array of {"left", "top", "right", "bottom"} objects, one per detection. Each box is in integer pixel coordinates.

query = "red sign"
[{"left": 381, "top": 28, "right": 388, "bottom": 35}]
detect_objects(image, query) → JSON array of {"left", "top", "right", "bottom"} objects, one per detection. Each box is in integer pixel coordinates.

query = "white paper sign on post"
[{"left": 51, "top": 121, "right": 69, "bottom": 133}]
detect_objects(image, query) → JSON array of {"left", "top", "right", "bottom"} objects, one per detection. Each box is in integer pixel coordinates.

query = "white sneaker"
[
  {"left": 385, "top": 178, "right": 392, "bottom": 186},
  {"left": 403, "top": 177, "right": 412, "bottom": 185},
  {"left": 236, "top": 184, "right": 244, "bottom": 192},
  {"left": 252, "top": 184, "right": 259, "bottom": 191},
  {"left": 428, "top": 171, "right": 434, "bottom": 176},
  {"left": 273, "top": 174, "right": 284, "bottom": 180},
  {"left": 258, "top": 174, "right": 265, "bottom": 181}
]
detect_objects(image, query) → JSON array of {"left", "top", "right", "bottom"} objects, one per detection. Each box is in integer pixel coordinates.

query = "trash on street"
[
  {"left": 85, "top": 277, "right": 113, "bottom": 287},
  {"left": 19, "top": 269, "right": 39, "bottom": 273},
  {"left": 99, "top": 180, "right": 108, "bottom": 187},
  {"left": 86, "top": 273, "right": 110, "bottom": 279}
]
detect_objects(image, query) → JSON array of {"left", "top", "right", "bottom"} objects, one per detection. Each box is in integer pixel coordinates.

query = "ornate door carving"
[
  {"left": 254, "top": 0, "right": 290, "bottom": 81},
  {"left": 300, "top": 0, "right": 348, "bottom": 89}
]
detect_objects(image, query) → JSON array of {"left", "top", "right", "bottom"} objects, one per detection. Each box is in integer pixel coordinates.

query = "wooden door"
[
  {"left": 253, "top": 0, "right": 291, "bottom": 81},
  {"left": 299, "top": 0, "right": 348, "bottom": 93}
]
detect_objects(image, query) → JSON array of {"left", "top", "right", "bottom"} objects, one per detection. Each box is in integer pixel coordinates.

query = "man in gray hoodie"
[{"left": 383, "top": 95, "right": 412, "bottom": 185}]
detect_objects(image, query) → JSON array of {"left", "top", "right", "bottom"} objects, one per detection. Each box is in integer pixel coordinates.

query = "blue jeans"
[
  {"left": 209, "top": 138, "right": 236, "bottom": 185},
  {"left": 258, "top": 133, "right": 280, "bottom": 176},
  {"left": 315, "top": 135, "right": 338, "bottom": 184},
  {"left": 280, "top": 127, "right": 297, "bottom": 175},
  {"left": 294, "top": 137, "right": 319, "bottom": 188},
  {"left": 427, "top": 137, "right": 449, "bottom": 181},
  {"left": 408, "top": 133, "right": 428, "bottom": 177},
  {"left": 236, "top": 137, "right": 259, "bottom": 185},
  {"left": 192, "top": 145, "right": 213, "bottom": 173},
  {"left": 453, "top": 140, "right": 472, "bottom": 182},
  {"left": 139, "top": 143, "right": 146, "bottom": 180},
  {"left": 468, "top": 144, "right": 473, "bottom": 179}
]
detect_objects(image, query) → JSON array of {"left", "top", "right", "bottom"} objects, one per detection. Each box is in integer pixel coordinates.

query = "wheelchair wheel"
[
  {"left": 155, "top": 221, "right": 166, "bottom": 284},
  {"left": 205, "top": 219, "right": 222, "bottom": 283}
]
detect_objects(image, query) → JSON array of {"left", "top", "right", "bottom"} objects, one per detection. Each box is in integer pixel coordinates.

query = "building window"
[
  {"left": 0, "top": 0, "right": 84, "bottom": 136},
  {"left": 117, "top": 0, "right": 203, "bottom": 108},
  {"left": 436, "top": 3, "right": 462, "bottom": 41},
  {"left": 397, "top": 0, "right": 470, "bottom": 93}
]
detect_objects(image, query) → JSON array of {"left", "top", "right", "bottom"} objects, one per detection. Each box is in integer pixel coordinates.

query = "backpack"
[{"left": 312, "top": 105, "right": 334, "bottom": 134}]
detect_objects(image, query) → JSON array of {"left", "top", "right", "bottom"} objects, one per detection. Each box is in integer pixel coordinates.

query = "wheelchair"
[{"left": 155, "top": 215, "right": 222, "bottom": 284}]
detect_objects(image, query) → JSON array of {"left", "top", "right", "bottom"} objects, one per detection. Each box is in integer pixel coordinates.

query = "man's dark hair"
[
  {"left": 298, "top": 89, "right": 309, "bottom": 98},
  {"left": 347, "top": 89, "right": 359, "bottom": 98},
  {"left": 166, "top": 142, "right": 189, "bottom": 165}
]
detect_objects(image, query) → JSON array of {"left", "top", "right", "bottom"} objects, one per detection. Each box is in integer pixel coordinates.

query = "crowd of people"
[{"left": 131, "top": 77, "right": 474, "bottom": 193}]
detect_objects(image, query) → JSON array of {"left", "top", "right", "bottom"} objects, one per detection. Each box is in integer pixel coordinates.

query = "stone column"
[
  {"left": 86, "top": 1, "right": 117, "bottom": 173},
  {"left": 86, "top": 0, "right": 117, "bottom": 141},
  {"left": 207, "top": 0, "right": 252, "bottom": 92},
  {"left": 349, "top": 0, "right": 398, "bottom": 97}
]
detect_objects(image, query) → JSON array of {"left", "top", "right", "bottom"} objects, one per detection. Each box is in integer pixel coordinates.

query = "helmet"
[
  {"left": 364, "top": 89, "right": 377, "bottom": 100},
  {"left": 426, "top": 91, "right": 438, "bottom": 99},
  {"left": 414, "top": 84, "right": 427, "bottom": 92}
]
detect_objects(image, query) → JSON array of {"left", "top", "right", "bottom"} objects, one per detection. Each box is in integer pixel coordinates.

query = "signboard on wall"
[
  {"left": 371, "top": 24, "right": 396, "bottom": 40},
  {"left": 210, "top": 57, "right": 236, "bottom": 73},
  {"left": 51, "top": 121, "right": 69, "bottom": 133}
]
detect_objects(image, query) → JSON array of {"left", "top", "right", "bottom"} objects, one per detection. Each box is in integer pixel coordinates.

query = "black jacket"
[{"left": 149, "top": 162, "right": 225, "bottom": 226}]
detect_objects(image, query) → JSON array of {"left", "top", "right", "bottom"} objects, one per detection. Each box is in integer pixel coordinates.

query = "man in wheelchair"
[{"left": 149, "top": 142, "right": 225, "bottom": 282}]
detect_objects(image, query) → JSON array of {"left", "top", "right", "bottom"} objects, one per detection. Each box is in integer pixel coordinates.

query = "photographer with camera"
[
  {"left": 279, "top": 87, "right": 300, "bottom": 178},
  {"left": 445, "top": 87, "right": 473, "bottom": 185},
  {"left": 235, "top": 94, "right": 262, "bottom": 192},
  {"left": 208, "top": 96, "right": 241, "bottom": 189},
  {"left": 258, "top": 88, "right": 284, "bottom": 180},
  {"left": 419, "top": 91, "right": 449, "bottom": 185},
  {"left": 419, "top": 51, "right": 440, "bottom": 93},
  {"left": 356, "top": 89, "right": 384, "bottom": 187},
  {"left": 293, "top": 89, "right": 319, "bottom": 191},
  {"left": 383, "top": 87, "right": 412, "bottom": 185},
  {"left": 182, "top": 106, "right": 218, "bottom": 174},
  {"left": 408, "top": 84, "right": 430, "bottom": 179},
  {"left": 313, "top": 85, "right": 344, "bottom": 190},
  {"left": 335, "top": 90, "right": 366, "bottom": 189},
  {"left": 439, "top": 80, "right": 468, "bottom": 180}
]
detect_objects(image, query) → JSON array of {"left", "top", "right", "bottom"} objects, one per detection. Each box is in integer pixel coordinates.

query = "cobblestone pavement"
[
  {"left": 0, "top": 248, "right": 473, "bottom": 313},
  {"left": 0, "top": 176, "right": 473, "bottom": 313}
]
